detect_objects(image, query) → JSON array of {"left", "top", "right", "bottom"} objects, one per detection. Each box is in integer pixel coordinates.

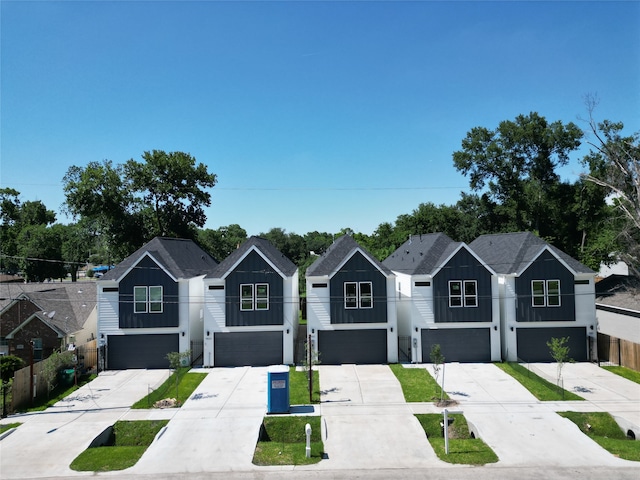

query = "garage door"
[
  {"left": 107, "top": 334, "right": 179, "bottom": 370},
  {"left": 516, "top": 327, "right": 587, "bottom": 362},
  {"left": 421, "top": 328, "right": 491, "bottom": 363},
  {"left": 214, "top": 331, "right": 283, "bottom": 367},
  {"left": 318, "top": 329, "right": 387, "bottom": 365}
]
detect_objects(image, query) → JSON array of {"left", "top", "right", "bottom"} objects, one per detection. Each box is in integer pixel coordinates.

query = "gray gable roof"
[
  {"left": 101, "top": 237, "right": 218, "bottom": 281},
  {"left": 382, "top": 233, "right": 460, "bottom": 275},
  {"left": 306, "top": 234, "right": 392, "bottom": 277},
  {"left": 469, "top": 232, "right": 594, "bottom": 275},
  {"left": 207, "top": 236, "right": 297, "bottom": 278},
  {"left": 596, "top": 275, "right": 640, "bottom": 312},
  {"left": 0, "top": 282, "right": 97, "bottom": 334}
]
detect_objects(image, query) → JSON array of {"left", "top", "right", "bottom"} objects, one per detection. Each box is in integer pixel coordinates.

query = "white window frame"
[
  {"left": 344, "top": 281, "right": 373, "bottom": 309},
  {"left": 531, "top": 279, "right": 561, "bottom": 307},
  {"left": 134, "top": 286, "right": 163, "bottom": 313},
  {"left": 448, "top": 280, "right": 478, "bottom": 308},
  {"left": 240, "top": 283, "right": 270, "bottom": 311}
]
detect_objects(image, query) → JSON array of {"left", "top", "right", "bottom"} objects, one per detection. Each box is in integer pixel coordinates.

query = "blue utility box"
[{"left": 267, "top": 365, "right": 290, "bottom": 414}]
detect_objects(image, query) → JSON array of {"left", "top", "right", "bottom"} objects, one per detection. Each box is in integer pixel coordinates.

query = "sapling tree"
[
  {"left": 303, "top": 337, "right": 321, "bottom": 403},
  {"left": 166, "top": 350, "right": 191, "bottom": 403},
  {"left": 430, "top": 343, "right": 445, "bottom": 401},
  {"left": 547, "top": 336, "right": 573, "bottom": 397}
]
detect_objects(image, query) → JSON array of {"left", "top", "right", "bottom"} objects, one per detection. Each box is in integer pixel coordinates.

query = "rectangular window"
[
  {"left": 449, "top": 280, "right": 478, "bottom": 307},
  {"left": 134, "top": 286, "right": 163, "bottom": 313},
  {"left": 345, "top": 282, "right": 358, "bottom": 309},
  {"left": 344, "top": 282, "right": 373, "bottom": 309},
  {"left": 531, "top": 280, "right": 561, "bottom": 307},
  {"left": 415, "top": 281, "right": 431, "bottom": 287},
  {"left": 241, "top": 284, "right": 254, "bottom": 311},
  {"left": 32, "top": 338, "right": 43, "bottom": 361},
  {"left": 149, "top": 286, "right": 163, "bottom": 313},
  {"left": 240, "top": 283, "right": 269, "bottom": 311},
  {"left": 134, "top": 286, "right": 148, "bottom": 313}
]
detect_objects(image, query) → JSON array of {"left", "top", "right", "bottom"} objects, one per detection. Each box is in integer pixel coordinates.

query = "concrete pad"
[{"left": 317, "top": 365, "right": 362, "bottom": 403}]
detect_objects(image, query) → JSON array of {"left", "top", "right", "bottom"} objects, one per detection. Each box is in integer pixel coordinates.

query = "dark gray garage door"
[
  {"left": 107, "top": 334, "right": 179, "bottom": 370},
  {"left": 516, "top": 327, "right": 587, "bottom": 362},
  {"left": 318, "top": 329, "right": 387, "bottom": 365},
  {"left": 421, "top": 328, "right": 491, "bottom": 363},
  {"left": 214, "top": 331, "right": 283, "bottom": 367}
]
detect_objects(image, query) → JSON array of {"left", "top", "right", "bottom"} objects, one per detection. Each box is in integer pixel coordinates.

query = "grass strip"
[
  {"left": 19, "top": 374, "right": 97, "bottom": 412},
  {"left": 70, "top": 420, "right": 168, "bottom": 471},
  {"left": 253, "top": 415, "right": 324, "bottom": 465},
  {"left": 289, "top": 366, "right": 320, "bottom": 404},
  {"left": 131, "top": 369, "right": 206, "bottom": 409},
  {"left": 559, "top": 411, "right": 640, "bottom": 462},
  {"left": 389, "top": 364, "right": 449, "bottom": 402},
  {"left": 0, "top": 422, "right": 21, "bottom": 434},
  {"left": 495, "top": 362, "right": 583, "bottom": 401},
  {"left": 602, "top": 365, "right": 640, "bottom": 384},
  {"left": 415, "top": 414, "right": 498, "bottom": 465}
]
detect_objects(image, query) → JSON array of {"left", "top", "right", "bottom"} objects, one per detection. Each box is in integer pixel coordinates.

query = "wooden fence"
[
  {"left": 9, "top": 339, "right": 99, "bottom": 412},
  {"left": 597, "top": 332, "right": 640, "bottom": 372}
]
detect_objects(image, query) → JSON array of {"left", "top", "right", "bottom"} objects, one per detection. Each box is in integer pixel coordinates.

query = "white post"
[
  {"left": 305, "top": 423, "right": 312, "bottom": 458},
  {"left": 443, "top": 408, "right": 464, "bottom": 454}
]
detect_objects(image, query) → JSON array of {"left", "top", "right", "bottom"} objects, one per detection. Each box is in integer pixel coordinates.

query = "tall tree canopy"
[
  {"left": 581, "top": 100, "right": 640, "bottom": 276},
  {"left": 63, "top": 151, "right": 216, "bottom": 260}
]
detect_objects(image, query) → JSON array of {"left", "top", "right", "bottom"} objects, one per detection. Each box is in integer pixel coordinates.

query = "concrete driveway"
[{"left": 0, "top": 369, "right": 171, "bottom": 479}]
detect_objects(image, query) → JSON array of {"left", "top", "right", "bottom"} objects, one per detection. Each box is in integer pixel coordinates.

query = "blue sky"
[{"left": 2, "top": 1, "right": 639, "bottom": 236}]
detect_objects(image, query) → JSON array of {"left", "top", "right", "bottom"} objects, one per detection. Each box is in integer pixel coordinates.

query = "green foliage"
[
  {"left": 20, "top": 373, "right": 97, "bottom": 412},
  {"left": 198, "top": 224, "right": 248, "bottom": 262},
  {"left": 0, "top": 355, "right": 25, "bottom": 382},
  {"left": 429, "top": 344, "right": 445, "bottom": 400},
  {"left": 559, "top": 411, "right": 640, "bottom": 461},
  {"left": 0, "top": 423, "right": 21, "bottom": 435},
  {"left": 253, "top": 416, "right": 323, "bottom": 466},
  {"left": 389, "top": 364, "right": 449, "bottom": 403},
  {"left": 131, "top": 368, "right": 206, "bottom": 409},
  {"left": 495, "top": 362, "right": 583, "bottom": 401},
  {"left": 40, "top": 350, "right": 75, "bottom": 398},
  {"left": 70, "top": 420, "right": 168, "bottom": 471},
  {"left": 602, "top": 366, "right": 640, "bottom": 384},
  {"left": 289, "top": 366, "right": 320, "bottom": 404},
  {"left": 415, "top": 414, "right": 498, "bottom": 465},
  {"left": 547, "top": 336, "right": 574, "bottom": 395}
]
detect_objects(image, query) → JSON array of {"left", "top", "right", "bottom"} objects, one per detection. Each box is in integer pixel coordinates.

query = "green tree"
[
  {"left": 580, "top": 99, "right": 640, "bottom": 276},
  {"left": 429, "top": 344, "right": 445, "bottom": 401},
  {"left": 547, "top": 336, "right": 573, "bottom": 397},
  {"left": 0, "top": 355, "right": 25, "bottom": 382},
  {"left": 166, "top": 350, "right": 191, "bottom": 403},
  {"left": 60, "top": 222, "right": 95, "bottom": 282},
  {"left": 453, "top": 112, "right": 583, "bottom": 235},
  {"left": 198, "top": 224, "right": 248, "bottom": 262},
  {"left": 17, "top": 224, "right": 66, "bottom": 281}
]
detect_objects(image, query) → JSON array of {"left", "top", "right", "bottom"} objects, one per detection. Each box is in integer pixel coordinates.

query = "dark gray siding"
[
  {"left": 329, "top": 252, "right": 387, "bottom": 324},
  {"left": 433, "top": 248, "right": 492, "bottom": 323},
  {"left": 225, "top": 251, "right": 284, "bottom": 326},
  {"left": 119, "top": 256, "right": 179, "bottom": 328},
  {"left": 107, "top": 334, "right": 179, "bottom": 369},
  {"left": 214, "top": 331, "right": 283, "bottom": 366},
  {"left": 318, "top": 329, "right": 387, "bottom": 364},
  {"left": 516, "top": 327, "right": 587, "bottom": 362},
  {"left": 516, "top": 250, "right": 575, "bottom": 322},
  {"left": 421, "top": 328, "right": 491, "bottom": 362}
]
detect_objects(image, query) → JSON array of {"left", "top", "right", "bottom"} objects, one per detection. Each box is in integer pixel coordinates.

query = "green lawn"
[
  {"left": 252, "top": 415, "right": 324, "bottom": 465},
  {"left": 495, "top": 362, "right": 583, "bottom": 401},
  {"left": 559, "top": 411, "right": 640, "bottom": 462},
  {"left": 131, "top": 368, "right": 206, "bottom": 409},
  {"left": 70, "top": 420, "right": 168, "bottom": 471},
  {"left": 289, "top": 366, "right": 320, "bottom": 404},
  {"left": 415, "top": 414, "right": 498, "bottom": 465},
  {"left": 389, "top": 364, "right": 449, "bottom": 402},
  {"left": 19, "top": 373, "right": 98, "bottom": 413},
  {"left": 0, "top": 422, "right": 21, "bottom": 434},
  {"left": 602, "top": 365, "right": 640, "bottom": 384}
]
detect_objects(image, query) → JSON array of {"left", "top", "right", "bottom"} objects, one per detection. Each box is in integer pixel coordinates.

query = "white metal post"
[{"left": 305, "top": 423, "right": 312, "bottom": 458}]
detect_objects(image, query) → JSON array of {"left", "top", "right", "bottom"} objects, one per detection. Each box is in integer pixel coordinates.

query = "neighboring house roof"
[
  {"left": 0, "top": 274, "right": 25, "bottom": 283},
  {"left": 100, "top": 237, "right": 218, "bottom": 281},
  {"left": 469, "top": 232, "right": 594, "bottom": 275},
  {"left": 0, "top": 282, "right": 97, "bottom": 335},
  {"left": 306, "top": 234, "right": 392, "bottom": 277},
  {"left": 382, "top": 233, "right": 461, "bottom": 275},
  {"left": 595, "top": 274, "right": 640, "bottom": 313},
  {"left": 207, "top": 236, "right": 297, "bottom": 279}
]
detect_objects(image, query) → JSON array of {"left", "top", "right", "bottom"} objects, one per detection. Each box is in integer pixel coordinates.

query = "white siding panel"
[{"left": 98, "top": 289, "right": 120, "bottom": 336}]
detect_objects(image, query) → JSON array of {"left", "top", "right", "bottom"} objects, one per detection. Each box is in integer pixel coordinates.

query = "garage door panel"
[
  {"left": 517, "top": 327, "right": 587, "bottom": 362},
  {"left": 318, "top": 329, "right": 387, "bottom": 365},
  {"left": 214, "top": 331, "right": 283, "bottom": 367},
  {"left": 107, "top": 334, "right": 179, "bottom": 370},
  {"left": 421, "top": 328, "right": 490, "bottom": 363}
]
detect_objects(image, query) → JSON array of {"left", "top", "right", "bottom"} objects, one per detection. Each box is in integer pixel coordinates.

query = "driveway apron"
[
  {"left": 0, "top": 369, "right": 170, "bottom": 479},
  {"left": 130, "top": 366, "right": 268, "bottom": 474},
  {"left": 316, "top": 364, "right": 439, "bottom": 469},
  {"left": 437, "top": 363, "right": 635, "bottom": 467}
]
